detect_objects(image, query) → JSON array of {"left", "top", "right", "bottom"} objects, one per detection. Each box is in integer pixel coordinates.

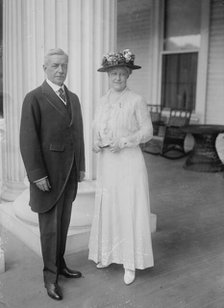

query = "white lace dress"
[{"left": 88, "top": 87, "right": 154, "bottom": 270}]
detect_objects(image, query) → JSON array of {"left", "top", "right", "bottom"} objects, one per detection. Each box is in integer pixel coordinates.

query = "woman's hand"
[
  {"left": 92, "top": 141, "right": 102, "bottom": 153},
  {"left": 109, "top": 139, "right": 122, "bottom": 153}
]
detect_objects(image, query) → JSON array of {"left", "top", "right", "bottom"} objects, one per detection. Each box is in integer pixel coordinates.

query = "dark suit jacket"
[{"left": 20, "top": 81, "right": 85, "bottom": 213}]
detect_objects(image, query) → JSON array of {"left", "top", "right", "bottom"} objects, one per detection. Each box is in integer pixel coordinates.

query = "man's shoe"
[
  {"left": 59, "top": 267, "right": 82, "bottom": 278},
  {"left": 46, "top": 283, "right": 63, "bottom": 301}
]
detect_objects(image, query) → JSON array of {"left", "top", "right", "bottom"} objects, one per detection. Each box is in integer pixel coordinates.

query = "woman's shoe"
[
  {"left": 96, "top": 263, "right": 108, "bottom": 269},
  {"left": 124, "top": 269, "right": 135, "bottom": 285}
]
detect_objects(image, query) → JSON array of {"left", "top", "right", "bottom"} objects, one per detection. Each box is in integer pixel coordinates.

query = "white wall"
[
  {"left": 117, "top": 0, "right": 154, "bottom": 103},
  {"left": 206, "top": 0, "right": 224, "bottom": 124}
]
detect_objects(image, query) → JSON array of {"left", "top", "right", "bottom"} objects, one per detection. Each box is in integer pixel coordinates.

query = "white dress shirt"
[{"left": 46, "top": 79, "right": 67, "bottom": 105}]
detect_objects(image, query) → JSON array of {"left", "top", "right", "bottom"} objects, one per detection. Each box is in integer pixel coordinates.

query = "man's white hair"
[{"left": 44, "top": 48, "right": 68, "bottom": 65}]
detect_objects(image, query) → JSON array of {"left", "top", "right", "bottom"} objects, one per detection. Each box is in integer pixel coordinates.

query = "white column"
[
  {"left": 0, "top": 119, "right": 5, "bottom": 195},
  {"left": 0, "top": 120, "right": 5, "bottom": 273},
  {"left": 1, "top": 0, "right": 116, "bottom": 202},
  {"left": 68, "top": 0, "right": 117, "bottom": 179},
  {"left": 1, "top": 0, "right": 26, "bottom": 201},
  {"left": 1, "top": 0, "right": 118, "bottom": 253}
]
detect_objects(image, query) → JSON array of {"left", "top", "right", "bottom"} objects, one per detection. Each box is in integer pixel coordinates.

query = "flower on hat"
[
  {"left": 102, "top": 49, "right": 135, "bottom": 67},
  {"left": 98, "top": 49, "right": 141, "bottom": 72},
  {"left": 123, "top": 49, "right": 134, "bottom": 62}
]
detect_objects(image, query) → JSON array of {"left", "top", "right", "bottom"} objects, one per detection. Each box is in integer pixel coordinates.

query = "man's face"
[{"left": 43, "top": 54, "right": 68, "bottom": 86}]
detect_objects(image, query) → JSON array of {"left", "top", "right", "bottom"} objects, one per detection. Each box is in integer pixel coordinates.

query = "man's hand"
[
  {"left": 35, "top": 177, "right": 51, "bottom": 192},
  {"left": 79, "top": 171, "right": 85, "bottom": 182}
]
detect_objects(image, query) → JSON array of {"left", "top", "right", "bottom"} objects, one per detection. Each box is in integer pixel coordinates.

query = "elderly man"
[{"left": 20, "top": 48, "right": 85, "bottom": 301}]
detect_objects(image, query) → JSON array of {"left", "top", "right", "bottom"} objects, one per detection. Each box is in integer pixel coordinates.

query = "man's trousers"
[{"left": 38, "top": 174, "right": 78, "bottom": 285}]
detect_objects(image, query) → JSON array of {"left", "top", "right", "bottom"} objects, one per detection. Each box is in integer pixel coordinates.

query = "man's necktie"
[{"left": 58, "top": 87, "right": 67, "bottom": 104}]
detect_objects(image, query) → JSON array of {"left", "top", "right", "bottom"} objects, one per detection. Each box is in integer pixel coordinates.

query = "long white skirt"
[{"left": 88, "top": 146, "right": 154, "bottom": 270}]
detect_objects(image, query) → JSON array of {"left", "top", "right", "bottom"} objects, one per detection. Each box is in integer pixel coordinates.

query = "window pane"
[
  {"left": 164, "top": 0, "right": 201, "bottom": 51},
  {"left": 161, "top": 53, "right": 198, "bottom": 110}
]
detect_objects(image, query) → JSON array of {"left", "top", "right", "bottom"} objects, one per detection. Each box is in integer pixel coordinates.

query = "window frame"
[
  {"left": 160, "top": 49, "right": 199, "bottom": 111},
  {"left": 154, "top": 0, "right": 210, "bottom": 123}
]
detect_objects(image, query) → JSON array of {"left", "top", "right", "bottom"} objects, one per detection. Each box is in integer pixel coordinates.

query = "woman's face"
[{"left": 108, "top": 67, "right": 129, "bottom": 92}]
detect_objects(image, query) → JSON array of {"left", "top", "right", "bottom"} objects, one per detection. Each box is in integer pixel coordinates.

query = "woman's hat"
[{"left": 97, "top": 49, "right": 141, "bottom": 72}]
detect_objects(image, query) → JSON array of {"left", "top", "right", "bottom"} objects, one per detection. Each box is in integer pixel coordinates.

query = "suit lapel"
[
  {"left": 41, "top": 81, "right": 69, "bottom": 119},
  {"left": 64, "top": 86, "right": 74, "bottom": 127}
]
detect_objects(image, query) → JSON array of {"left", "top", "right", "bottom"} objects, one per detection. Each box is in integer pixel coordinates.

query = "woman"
[{"left": 88, "top": 49, "right": 154, "bottom": 285}]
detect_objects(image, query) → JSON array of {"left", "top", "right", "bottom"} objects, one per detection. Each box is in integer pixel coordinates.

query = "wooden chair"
[
  {"left": 141, "top": 104, "right": 166, "bottom": 154},
  {"left": 143, "top": 108, "right": 192, "bottom": 159},
  {"left": 161, "top": 109, "right": 192, "bottom": 159},
  {"left": 147, "top": 104, "right": 163, "bottom": 135}
]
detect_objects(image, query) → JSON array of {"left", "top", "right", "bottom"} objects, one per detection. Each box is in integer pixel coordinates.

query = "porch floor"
[{"left": 1, "top": 153, "right": 224, "bottom": 308}]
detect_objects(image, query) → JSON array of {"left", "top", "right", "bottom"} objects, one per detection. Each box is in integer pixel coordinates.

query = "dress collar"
[{"left": 106, "top": 87, "right": 128, "bottom": 105}]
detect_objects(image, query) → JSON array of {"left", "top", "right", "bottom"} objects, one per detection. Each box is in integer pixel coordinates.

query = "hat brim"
[{"left": 97, "top": 63, "right": 141, "bottom": 72}]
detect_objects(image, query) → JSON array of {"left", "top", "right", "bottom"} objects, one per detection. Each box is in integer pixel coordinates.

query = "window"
[
  {"left": 161, "top": 0, "right": 201, "bottom": 111},
  {"left": 161, "top": 53, "right": 198, "bottom": 110}
]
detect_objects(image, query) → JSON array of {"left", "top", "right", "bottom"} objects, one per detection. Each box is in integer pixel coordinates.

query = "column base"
[
  {"left": 0, "top": 247, "right": 5, "bottom": 273},
  {"left": 1, "top": 181, "right": 26, "bottom": 202},
  {"left": 0, "top": 201, "right": 157, "bottom": 257},
  {"left": 0, "top": 180, "right": 157, "bottom": 257},
  {"left": 0, "top": 202, "right": 91, "bottom": 256},
  {"left": 150, "top": 213, "right": 157, "bottom": 233}
]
